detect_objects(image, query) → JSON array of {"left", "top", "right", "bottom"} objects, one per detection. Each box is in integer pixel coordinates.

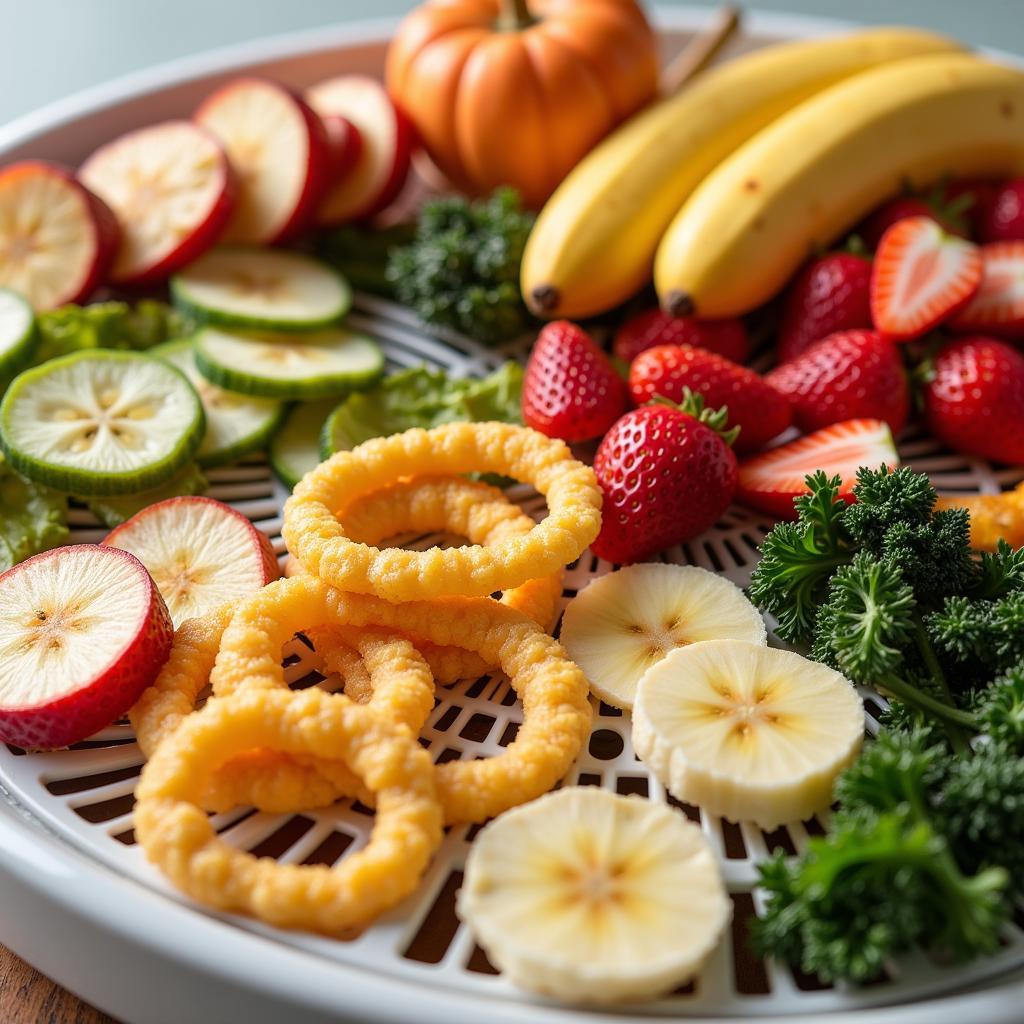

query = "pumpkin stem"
[{"left": 497, "top": 0, "right": 536, "bottom": 31}]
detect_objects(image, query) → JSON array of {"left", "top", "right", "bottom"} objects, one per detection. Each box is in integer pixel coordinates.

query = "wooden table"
[{"left": 1, "top": 944, "right": 115, "bottom": 1024}]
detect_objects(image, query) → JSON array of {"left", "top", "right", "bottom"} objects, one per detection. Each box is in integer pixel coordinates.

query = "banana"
[
  {"left": 559, "top": 563, "right": 766, "bottom": 711},
  {"left": 457, "top": 787, "right": 730, "bottom": 1004},
  {"left": 632, "top": 640, "right": 864, "bottom": 829},
  {"left": 655, "top": 53, "right": 1024, "bottom": 318},
  {"left": 520, "top": 27, "right": 962, "bottom": 320}
]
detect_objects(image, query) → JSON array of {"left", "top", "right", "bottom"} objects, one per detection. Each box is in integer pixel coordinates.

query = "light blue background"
[{"left": 5, "top": 1, "right": 1024, "bottom": 125}]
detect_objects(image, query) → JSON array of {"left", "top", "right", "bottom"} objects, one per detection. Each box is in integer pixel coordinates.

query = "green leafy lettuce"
[
  {"left": 0, "top": 454, "right": 68, "bottom": 572},
  {"left": 85, "top": 463, "right": 208, "bottom": 529}
]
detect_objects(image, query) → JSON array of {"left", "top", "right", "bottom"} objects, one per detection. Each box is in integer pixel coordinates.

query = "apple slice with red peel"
[
  {"left": 320, "top": 114, "right": 363, "bottom": 186},
  {"left": 102, "top": 496, "right": 279, "bottom": 627},
  {"left": 0, "top": 545, "right": 173, "bottom": 750},
  {"left": 79, "top": 120, "right": 235, "bottom": 286},
  {"left": 0, "top": 161, "right": 119, "bottom": 309},
  {"left": 195, "top": 77, "right": 331, "bottom": 244},
  {"left": 305, "top": 76, "right": 413, "bottom": 225}
]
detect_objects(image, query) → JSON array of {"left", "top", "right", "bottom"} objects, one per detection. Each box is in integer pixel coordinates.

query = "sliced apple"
[
  {"left": 321, "top": 113, "right": 363, "bottom": 186},
  {"left": 305, "top": 75, "right": 413, "bottom": 224},
  {"left": 195, "top": 77, "right": 331, "bottom": 244},
  {"left": 79, "top": 120, "right": 235, "bottom": 286},
  {"left": 0, "top": 545, "right": 173, "bottom": 750},
  {"left": 0, "top": 161, "right": 119, "bottom": 310},
  {"left": 102, "top": 496, "right": 279, "bottom": 627}
]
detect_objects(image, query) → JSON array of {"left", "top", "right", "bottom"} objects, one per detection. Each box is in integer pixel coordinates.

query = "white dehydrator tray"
[{"left": 3, "top": 9, "right": 1024, "bottom": 1024}]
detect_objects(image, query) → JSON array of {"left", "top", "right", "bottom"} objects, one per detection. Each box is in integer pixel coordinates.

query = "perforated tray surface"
[{"left": 3, "top": 291, "right": 1024, "bottom": 1021}]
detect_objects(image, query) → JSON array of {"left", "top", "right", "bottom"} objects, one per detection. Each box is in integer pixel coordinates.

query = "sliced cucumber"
[
  {"left": 0, "top": 289, "right": 38, "bottom": 389},
  {"left": 194, "top": 326, "right": 384, "bottom": 400},
  {"left": 171, "top": 247, "right": 351, "bottom": 331},
  {"left": 269, "top": 399, "right": 339, "bottom": 489},
  {"left": 0, "top": 350, "right": 204, "bottom": 496},
  {"left": 153, "top": 338, "right": 284, "bottom": 468}
]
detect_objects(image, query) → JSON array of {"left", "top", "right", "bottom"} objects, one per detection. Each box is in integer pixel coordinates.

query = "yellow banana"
[
  {"left": 520, "top": 27, "right": 962, "bottom": 320},
  {"left": 655, "top": 53, "right": 1024, "bottom": 319}
]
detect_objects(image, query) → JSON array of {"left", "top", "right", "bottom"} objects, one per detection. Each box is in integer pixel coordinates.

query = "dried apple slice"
[
  {"left": 0, "top": 161, "right": 119, "bottom": 309},
  {"left": 103, "top": 496, "right": 279, "bottom": 626},
  {"left": 79, "top": 120, "right": 235, "bottom": 285},
  {"left": 0, "top": 545, "right": 173, "bottom": 749}
]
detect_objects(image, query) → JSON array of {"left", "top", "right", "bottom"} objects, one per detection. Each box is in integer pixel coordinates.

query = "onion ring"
[
  {"left": 282, "top": 422, "right": 600, "bottom": 602},
  {"left": 211, "top": 574, "right": 593, "bottom": 823},
  {"left": 296, "top": 475, "right": 565, "bottom": 682},
  {"left": 133, "top": 686, "right": 442, "bottom": 934}
]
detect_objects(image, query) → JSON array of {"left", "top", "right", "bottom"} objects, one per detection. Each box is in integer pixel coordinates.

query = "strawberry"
[
  {"left": 766, "top": 329, "right": 909, "bottom": 434},
  {"left": 736, "top": 419, "right": 898, "bottom": 520},
  {"left": 870, "top": 216, "right": 982, "bottom": 342},
  {"left": 862, "top": 196, "right": 937, "bottom": 249},
  {"left": 613, "top": 308, "right": 747, "bottom": 365},
  {"left": 521, "top": 320, "right": 628, "bottom": 442},
  {"left": 591, "top": 393, "right": 738, "bottom": 564},
  {"left": 951, "top": 242, "right": 1024, "bottom": 339},
  {"left": 860, "top": 182, "right": 976, "bottom": 248},
  {"left": 944, "top": 178, "right": 1000, "bottom": 238},
  {"left": 629, "top": 344, "right": 791, "bottom": 453},
  {"left": 923, "top": 336, "right": 1024, "bottom": 464},
  {"left": 778, "top": 251, "right": 873, "bottom": 363},
  {"left": 977, "top": 178, "right": 1024, "bottom": 243}
]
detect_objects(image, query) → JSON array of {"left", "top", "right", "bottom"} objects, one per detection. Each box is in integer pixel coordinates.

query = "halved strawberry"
[
  {"left": 79, "top": 120, "right": 235, "bottom": 286},
  {"left": 736, "top": 419, "right": 898, "bottom": 520},
  {"left": 0, "top": 545, "right": 172, "bottom": 749},
  {"left": 0, "top": 161, "right": 119, "bottom": 310},
  {"left": 950, "top": 242, "right": 1024, "bottom": 339},
  {"left": 870, "top": 216, "right": 982, "bottom": 342},
  {"left": 195, "top": 77, "right": 331, "bottom": 244}
]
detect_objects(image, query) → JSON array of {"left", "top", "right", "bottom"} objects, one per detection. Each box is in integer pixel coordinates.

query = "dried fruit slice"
[
  {"left": 79, "top": 120, "right": 235, "bottom": 285},
  {"left": 103, "top": 496, "right": 279, "bottom": 626},
  {"left": 0, "top": 161, "right": 119, "bottom": 309},
  {"left": 633, "top": 640, "right": 865, "bottom": 829},
  {"left": 457, "top": 787, "right": 731, "bottom": 1004},
  {"left": 0, "top": 544, "right": 173, "bottom": 749},
  {"left": 559, "top": 563, "right": 766, "bottom": 710},
  {"left": 0, "top": 350, "right": 203, "bottom": 496}
]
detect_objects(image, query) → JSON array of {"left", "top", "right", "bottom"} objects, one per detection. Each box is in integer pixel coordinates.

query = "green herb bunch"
[{"left": 386, "top": 187, "right": 535, "bottom": 346}]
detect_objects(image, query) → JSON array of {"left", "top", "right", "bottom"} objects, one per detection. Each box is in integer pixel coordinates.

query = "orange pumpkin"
[{"left": 386, "top": 0, "right": 659, "bottom": 208}]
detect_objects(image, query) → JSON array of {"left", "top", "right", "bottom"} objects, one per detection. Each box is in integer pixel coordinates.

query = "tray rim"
[{"left": 1, "top": 6, "right": 1023, "bottom": 1023}]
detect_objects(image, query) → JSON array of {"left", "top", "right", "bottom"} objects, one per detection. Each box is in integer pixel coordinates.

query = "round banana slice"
[
  {"left": 633, "top": 640, "right": 865, "bottom": 829},
  {"left": 559, "top": 563, "right": 766, "bottom": 710},
  {"left": 457, "top": 786, "right": 730, "bottom": 1004}
]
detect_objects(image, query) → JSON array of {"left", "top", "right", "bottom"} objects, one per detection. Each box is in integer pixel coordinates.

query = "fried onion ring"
[
  {"left": 133, "top": 686, "right": 443, "bottom": 934},
  {"left": 211, "top": 574, "right": 593, "bottom": 823},
  {"left": 282, "top": 422, "right": 600, "bottom": 601}
]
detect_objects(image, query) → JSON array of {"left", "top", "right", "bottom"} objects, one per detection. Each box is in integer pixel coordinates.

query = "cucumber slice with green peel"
[
  {"left": 0, "top": 350, "right": 204, "bottom": 496},
  {"left": 0, "top": 289, "right": 38, "bottom": 388},
  {"left": 153, "top": 339, "right": 284, "bottom": 468},
  {"left": 170, "top": 246, "right": 351, "bottom": 331},
  {"left": 269, "top": 398, "right": 339, "bottom": 489},
  {"left": 194, "top": 326, "right": 384, "bottom": 400}
]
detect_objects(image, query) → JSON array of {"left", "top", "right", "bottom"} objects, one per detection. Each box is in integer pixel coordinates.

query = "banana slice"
[
  {"left": 633, "top": 640, "right": 864, "bottom": 829},
  {"left": 559, "top": 563, "right": 766, "bottom": 710},
  {"left": 457, "top": 787, "right": 730, "bottom": 1004}
]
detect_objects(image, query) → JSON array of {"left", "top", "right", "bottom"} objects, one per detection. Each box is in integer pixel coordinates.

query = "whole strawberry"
[
  {"left": 613, "top": 308, "right": 747, "bottom": 364},
  {"left": 860, "top": 183, "right": 972, "bottom": 248},
  {"left": 766, "top": 329, "right": 909, "bottom": 434},
  {"left": 629, "top": 344, "right": 791, "bottom": 453},
  {"left": 923, "top": 336, "right": 1024, "bottom": 464},
  {"left": 778, "top": 251, "right": 872, "bottom": 363},
  {"left": 521, "top": 320, "right": 628, "bottom": 443},
  {"left": 978, "top": 178, "right": 1024, "bottom": 243},
  {"left": 591, "top": 393, "right": 738, "bottom": 564}
]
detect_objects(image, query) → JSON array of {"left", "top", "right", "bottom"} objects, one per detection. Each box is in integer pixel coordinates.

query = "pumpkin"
[{"left": 386, "top": 0, "right": 659, "bottom": 208}]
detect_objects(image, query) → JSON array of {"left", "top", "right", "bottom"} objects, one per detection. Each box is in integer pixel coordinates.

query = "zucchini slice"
[{"left": 268, "top": 398, "right": 339, "bottom": 489}]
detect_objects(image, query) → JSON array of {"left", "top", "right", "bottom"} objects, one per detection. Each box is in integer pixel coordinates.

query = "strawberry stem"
[{"left": 651, "top": 389, "right": 741, "bottom": 446}]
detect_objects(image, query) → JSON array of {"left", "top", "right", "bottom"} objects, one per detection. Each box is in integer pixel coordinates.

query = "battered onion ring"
[
  {"left": 296, "top": 475, "right": 565, "bottom": 682},
  {"left": 282, "top": 422, "right": 600, "bottom": 601},
  {"left": 130, "top": 613, "right": 431, "bottom": 812},
  {"left": 133, "top": 686, "right": 442, "bottom": 934},
  {"left": 211, "top": 574, "right": 593, "bottom": 824}
]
